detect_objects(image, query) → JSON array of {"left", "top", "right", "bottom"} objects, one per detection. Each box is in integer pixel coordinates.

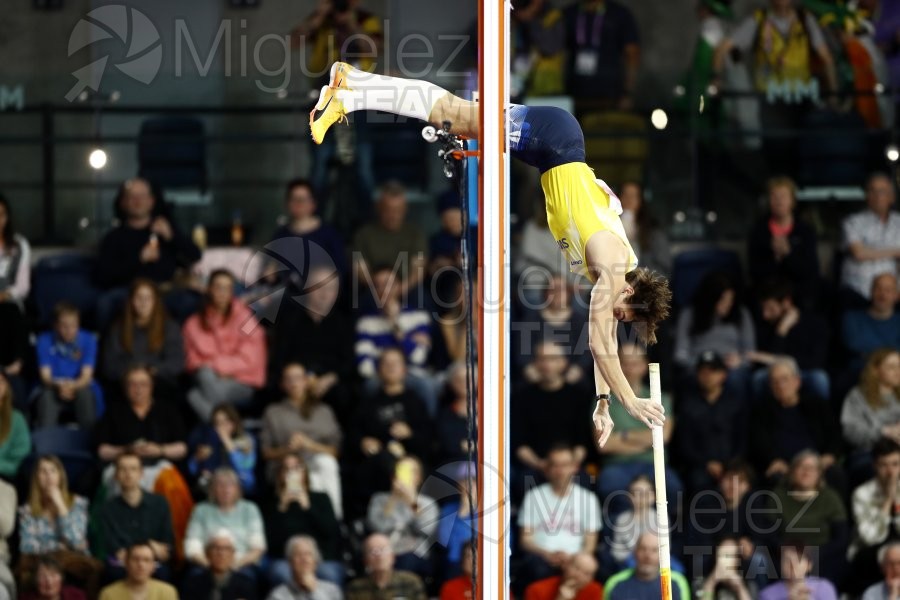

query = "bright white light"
[
  {"left": 88, "top": 148, "right": 108, "bottom": 170},
  {"left": 875, "top": 83, "right": 885, "bottom": 95},
  {"left": 699, "top": 95, "right": 706, "bottom": 114},
  {"left": 673, "top": 85, "right": 686, "bottom": 97},
  {"left": 887, "top": 144, "right": 900, "bottom": 163},
  {"left": 651, "top": 109, "right": 668, "bottom": 130},
  {"left": 674, "top": 211, "right": 686, "bottom": 223}
]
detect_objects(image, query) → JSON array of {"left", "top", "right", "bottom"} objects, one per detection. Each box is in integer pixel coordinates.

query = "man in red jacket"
[{"left": 525, "top": 552, "right": 603, "bottom": 600}]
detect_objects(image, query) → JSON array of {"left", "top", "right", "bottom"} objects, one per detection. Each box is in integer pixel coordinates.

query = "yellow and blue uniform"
[{"left": 509, "top": 105, "right": 638, "bottom": 281}]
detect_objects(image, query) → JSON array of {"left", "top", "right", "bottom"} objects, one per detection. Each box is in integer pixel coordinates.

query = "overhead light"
[
  {"left": 887, "top": 144, "right": 899, "bottom": 163},
  {"left": 651, "top": 109, "right": 668, "bottom": 130},
  {"left": 673, "top": 85, "right": 686, "bottom": 97},
  {"left": 88, "top": 148, "right": 108, "bottom": 170}
]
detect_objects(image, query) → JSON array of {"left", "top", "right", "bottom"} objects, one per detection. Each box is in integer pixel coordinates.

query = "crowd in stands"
[{"left": 0, "top": 0, "right": 899, "bottom": 599}]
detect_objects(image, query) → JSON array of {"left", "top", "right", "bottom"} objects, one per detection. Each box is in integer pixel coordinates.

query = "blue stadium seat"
[
  {"left": 28, "top": 425, "right": 95, "bottom": 484},
  {"left": 671, "top": 248, "right": 742, "bottom": 309},
  {"left": 30, "top": 253, "right": 100, "bottom": 329}
]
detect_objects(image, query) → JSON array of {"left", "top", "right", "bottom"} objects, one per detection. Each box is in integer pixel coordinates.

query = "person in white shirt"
[
  {"left": 841, "top": 173, "right": 900, "bottom": 305},
  {"left": 849, "top": 438, "right": 900, "bottom": 595},
  {"left": 516, "top": 443, "right": 601, "bottom": 593}
]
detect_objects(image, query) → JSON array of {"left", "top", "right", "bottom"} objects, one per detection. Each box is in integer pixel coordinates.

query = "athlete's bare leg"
[{"left": 428, "top": 95, "right": 480, "bottom": 138}]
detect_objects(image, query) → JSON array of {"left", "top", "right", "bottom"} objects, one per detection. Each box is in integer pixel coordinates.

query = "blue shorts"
[{"left": 508, "top": 104, "right": 586, "bottom": 174}]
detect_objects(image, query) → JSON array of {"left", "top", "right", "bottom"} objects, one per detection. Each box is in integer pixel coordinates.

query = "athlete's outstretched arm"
[{"left": 584, "top": 233, "right": 665, "bottom": 448}]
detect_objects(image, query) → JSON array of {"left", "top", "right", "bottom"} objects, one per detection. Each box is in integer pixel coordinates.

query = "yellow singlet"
[{"left": 541, "top": 162, "right": 639, "bottom": 283}]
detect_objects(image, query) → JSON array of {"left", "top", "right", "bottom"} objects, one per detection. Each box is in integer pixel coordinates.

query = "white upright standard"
[{"left": 477, "top": 0, "right": 511, "bottom": 599}]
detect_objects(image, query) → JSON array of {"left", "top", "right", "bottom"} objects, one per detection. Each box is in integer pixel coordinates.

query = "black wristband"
[{"left": 595, "top": 394, "right": 610, "bottom": 402}]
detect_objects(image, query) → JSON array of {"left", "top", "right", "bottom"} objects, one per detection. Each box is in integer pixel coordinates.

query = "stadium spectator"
[
  {"left": 266, "top": 535, "right": 343, "bottom": 600},
  {"left": 435, "top": 362, "right": 470, "bottom": 464},
  {"left": 261, "top": 363, "right": 342, "bottom": 517},
  {"left": 0, "top": 194, "right": 29, "bottom": 411},
  {"left": 767, "top": 451, "right": 848, "bottom": 585},
  {"left": 293, "top": 0, "right": 381, "bottom": 220},
  {"left": 712, "top": 0, "right": 837, "bottom": 175},
  {"left": 436, "top": 463, "right": 477, "bottom": 580},
  {"left": 366, "top": 456, "right": 439, "bottom": 580},
  {"left": 184, "top": 467, "right": 266, "bottom": 582},
  {"left": 513, "top": 342, "right": 593, "bottom": 490},
  {"left": 183, "top": 269, "right": 267, "bottom": 421},
  {"left": 562, "top": 0, "right": 640, "bottom": 112},
  {"left": 677, "top": 350, "right": 747, "bottom": 493},
  {"left": 95, "top": 364, "right": 189, "bottom": 488},
  {"left": 749, "top": 279, "right": 829, "bottom": 400},
  {"left": 747, "top": 177, "right": 820, "bottom": 308},
  {"left": 607, "top": 475, "right": 657, "bottom": 571},
  {"left": 100, "top": 278, "right": 184, "bottom": 396},
  {"left": 512, "top": 275, "right": 590, "bottom": 385},
  {"left": 862, "top": 541, "right": 900, "bottom": 600},
  {"left": 439, "top": 543, "right": 474, "bottom": 600},
  {"left": 18, "top": 555, "right": 86, "bottom": 600},
  {"left": 346, "top": 533, "right": 426, "bottom": 600},
  {"left": 841, "top": 349, "right": 900, "bottom": 471},
  {"left": 524, "top": 552, "right": 602, "bottom": 600},
  {"left": 847, "top": 438, "right": 900, "bottom": 596},
  {"left": 0, "top": 371, "right": 29, "bottom": 480},
  {"left": 619, "top": 182, "right": 672, "bottom": 275},
  {"left": 188, "top": 404, "right": 257, "bottom": 497},
  {"left": 841, "top": 173, "right": 900, "bottom": 305},
  {"left": 685, "top": 461, "right": 770, "bottom": 588},
  {"left": 750, "top": 358, "right": 841, "bottom": 488},
  {"left": 843, "top": 273, "right": 900, "bottom": 372},
  {"left": 674, "top": 271, "right": 755, "bottom": 384},
  {"left": 759, "top": 542, "right": 838, "bottom": 600},
  {"left": 269, "top": 178, "right": 348, "bottom": 278},
  {"left": 265, "top": 454, "right": 343, "bottom": 588},
  {"left": 0, "top": 478, "right": 12, "bottom": 598},
  {"left": 181, "top": 529, "right": 257, "bottom": 600},
  {"left": 96, "top": 453, "right": 174, "bottom": 580},
  {"left": 94, "top": 178, "right": 201, "bottom": 327},
  {"left": 516, "top": 444, "right": 601, "bottom": 592},
  {"left": 269, "top": 265, "right": 354, "bottom": 427},
  {"left": 16, "top": 457, "right": 101, "bottom": 598},
  {"left": 35, "top": 302, "right": 97, "bottom": 429},
  {"left": 0, "top": 193, "right": 30, "bottom": 307},
  {"left": 697, "top": 535, "right": 756, "bottom": 600},
  {"left": 98, "top": 542, "right": 178, "bottom": 600},
  {"left": 605, "top": 531, "right": 690, "bottom": 600},
  {"left": 352, "top": 182, "right": 427, "bottom": 305},
  {"left": 598, "top": 344, "right": 680, "bottom": 512},
  {"left": 348, "top": 348, "right": 431, "bottom": 517},
  {"left": 510, "top": 0, "right": 566, "bottom": 98},
  {"left": 355, "top": 265, "right": 432, "bottom": 381}
]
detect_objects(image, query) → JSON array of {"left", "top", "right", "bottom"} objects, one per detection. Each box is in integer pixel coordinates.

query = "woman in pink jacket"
[{"left": 183, "top": 269, "right": 267, "bottom": 421}]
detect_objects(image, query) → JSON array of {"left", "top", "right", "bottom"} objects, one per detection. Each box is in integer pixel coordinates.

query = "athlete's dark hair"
[{"left": 625, "top": 268, "right": 671, "bottom": 346}]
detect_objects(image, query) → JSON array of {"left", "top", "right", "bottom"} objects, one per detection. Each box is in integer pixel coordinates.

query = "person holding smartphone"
[
  {"left": 365, "top": 456, "right": 439, "bottom": 580},
  {"left": 264, "top": 454, "right": 344, "bottom": 589}
]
